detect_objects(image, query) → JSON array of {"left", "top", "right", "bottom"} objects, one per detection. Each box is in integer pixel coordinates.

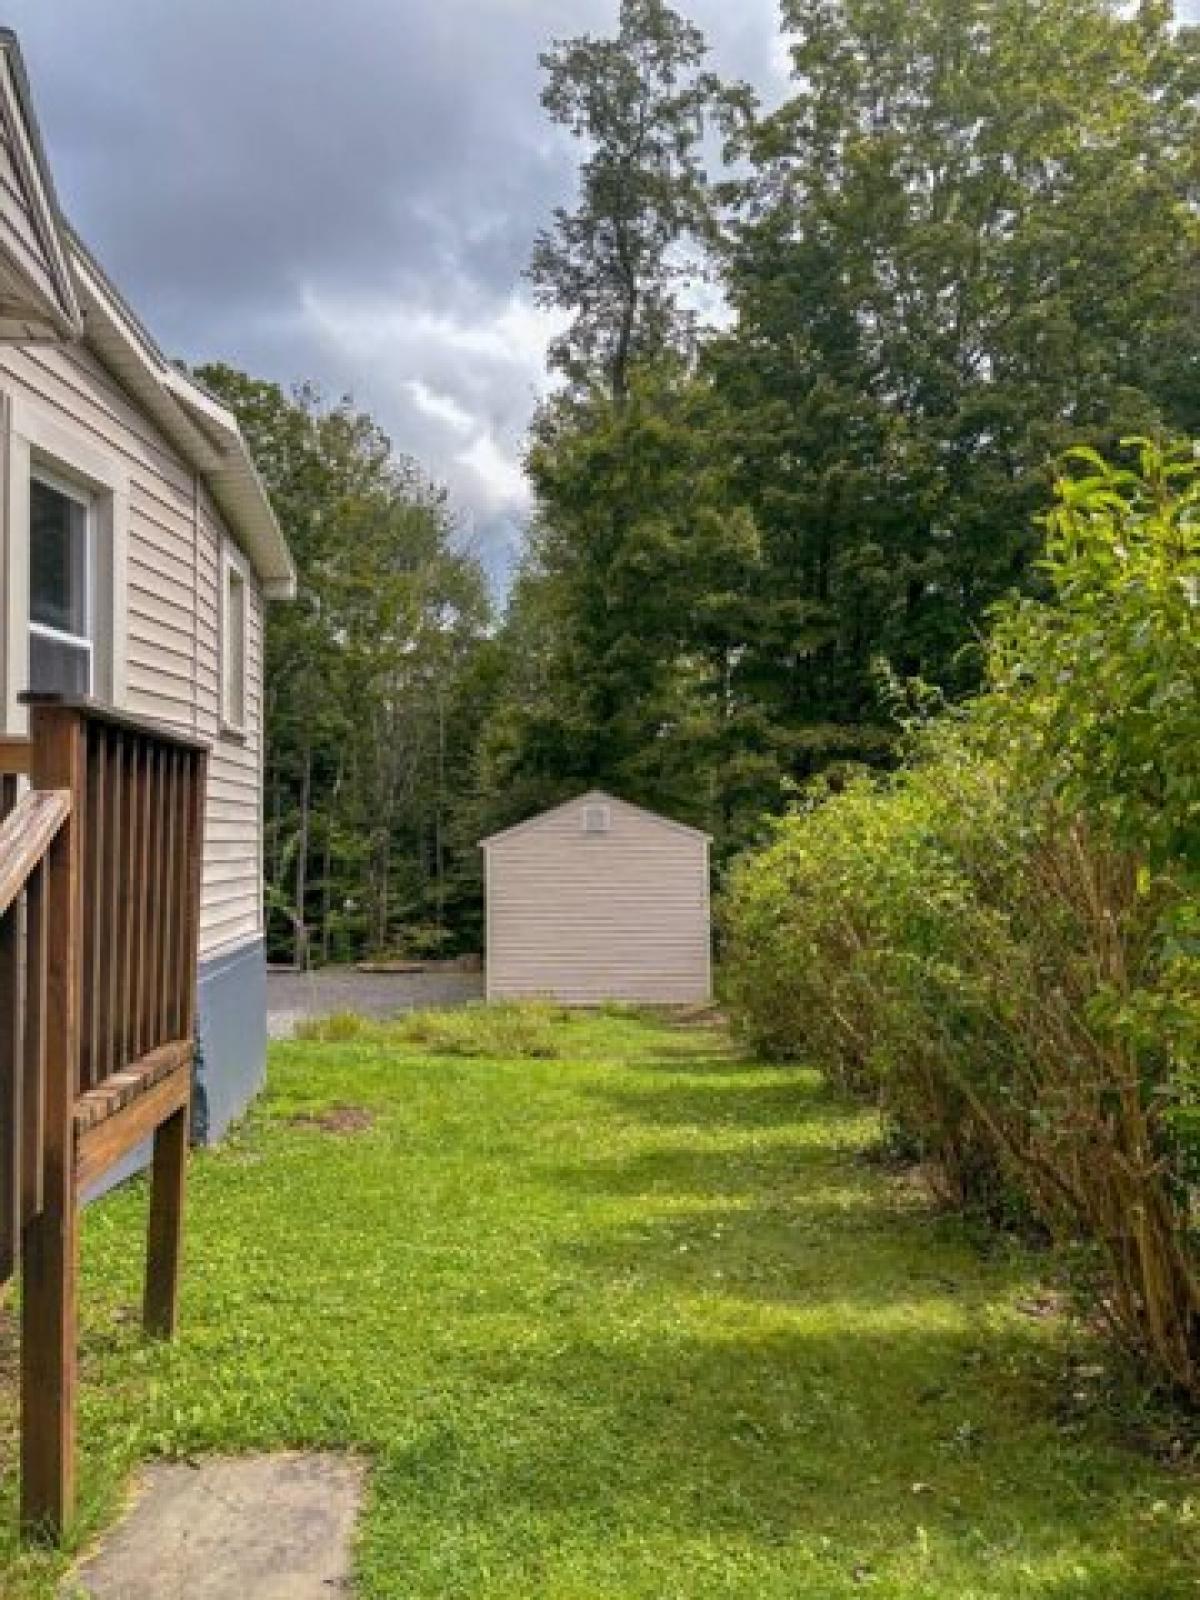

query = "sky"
[
  {"left": 8, "top": 2, "right": 1198, "bottom": 585},
  {"left": 6, "top": 1, "right": 788, "bottom": 584}
]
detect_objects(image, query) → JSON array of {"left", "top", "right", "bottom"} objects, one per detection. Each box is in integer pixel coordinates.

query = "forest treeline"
[{"left": 206, "top": 0, "right": 1200, "bottom": 965}]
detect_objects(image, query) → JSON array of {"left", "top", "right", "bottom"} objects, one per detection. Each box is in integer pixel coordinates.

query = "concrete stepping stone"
[{"left": 65, "top": 1452, "right": 365, "bottom": 1599}]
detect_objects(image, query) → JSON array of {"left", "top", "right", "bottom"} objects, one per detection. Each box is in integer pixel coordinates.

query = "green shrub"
[{"left": 724, "top": 441, "right": 1200, "bottom": 1397}]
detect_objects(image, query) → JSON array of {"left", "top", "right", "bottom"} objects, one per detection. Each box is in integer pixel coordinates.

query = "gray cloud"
[
  {"left": 7, "top": 0, "right": 1196, "bottom": 583},
  {"left": 5, "top": 0, "right": 782, "bottom": 583}
]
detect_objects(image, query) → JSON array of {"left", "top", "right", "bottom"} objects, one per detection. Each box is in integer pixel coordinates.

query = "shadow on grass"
[
  {"left": 377, "top": 1307, "right": 1179, "bottom": 1598},
  {"left": 409, "top": 1043, "right": 1197, "bottom": 1594},
  {"left": 588, "top": 1057, "right": 859, "bottom": 1133}
]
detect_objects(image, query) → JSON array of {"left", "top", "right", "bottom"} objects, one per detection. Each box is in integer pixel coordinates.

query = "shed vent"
[{"left": 582, "top": 803, "right": 611, "bottom": 835}]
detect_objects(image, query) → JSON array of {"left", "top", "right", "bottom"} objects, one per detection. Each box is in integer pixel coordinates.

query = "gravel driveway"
[{"left": 267, "top": 967, "right": 484, "bottom": 1039}]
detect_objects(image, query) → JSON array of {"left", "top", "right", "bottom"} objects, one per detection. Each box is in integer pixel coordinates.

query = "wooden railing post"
[
  {"left": 0, "top": 762, "right": 25, "bottom": 1280},
  {"left": 20, "top": 704, "right": 84, "bottom": 1541}
]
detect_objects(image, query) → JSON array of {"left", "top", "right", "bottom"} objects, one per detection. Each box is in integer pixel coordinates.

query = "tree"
[
  {"left": 196, "top": 365, "right": 491, "bottom": 962},
  {"left": 481, "top": 367, "right": 760, "bottom": 843},
  {"left": 710, "top": 0, "right": 1200, "bottom": 757},
  {"left": 528, "top": 0, "right": 724, "bottom": 406},
  {"left": 481, "top": 2, "right": 772, "bottom": 851},
  {"left": 489, "top": 0, "right": 1200, "bottom": 863}
]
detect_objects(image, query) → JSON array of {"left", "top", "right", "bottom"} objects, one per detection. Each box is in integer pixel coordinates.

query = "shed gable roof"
[
  {"left": 0, "top": 32, "right": 82, "bottom": 343},
  {"left": 480, "top": 790, "right": 711, "bottom": 849}
]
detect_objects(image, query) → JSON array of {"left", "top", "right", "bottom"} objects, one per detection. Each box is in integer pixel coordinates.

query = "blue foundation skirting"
[{"left": 194, "top": 937, "right": 267, "bottom": 1145}]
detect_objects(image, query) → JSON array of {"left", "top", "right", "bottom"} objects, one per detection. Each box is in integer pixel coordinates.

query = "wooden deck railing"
[
  {"left": 0, "top": 785, "right": 71, "bottom": 1277},
  {"left": 0, "top": 696, "right": 207, "bottom": 1541}
]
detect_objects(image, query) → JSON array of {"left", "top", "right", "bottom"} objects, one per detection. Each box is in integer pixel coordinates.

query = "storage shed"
[{"left": 482, "top": 791, "right": 712, "bottom": 1006}]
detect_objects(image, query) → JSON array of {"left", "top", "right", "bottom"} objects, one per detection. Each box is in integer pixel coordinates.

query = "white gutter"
[{"left": 67, "top": 235, "right": 296, "bottom": 598}]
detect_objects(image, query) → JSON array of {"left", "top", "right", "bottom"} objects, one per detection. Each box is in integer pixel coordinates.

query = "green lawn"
[{"left": 1, "top": 1008, "right": 1197, "bottom": 1597}]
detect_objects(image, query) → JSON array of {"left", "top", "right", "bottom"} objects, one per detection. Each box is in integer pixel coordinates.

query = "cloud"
[
  {"left": 405, "top": 382, "right": 475, "bottom": 438},
  {"left": 4, "top": 0, "right": 783, "bottom": 585},
  {"left": 9, "top": 0, "right": 1189, "bottom": 585}
]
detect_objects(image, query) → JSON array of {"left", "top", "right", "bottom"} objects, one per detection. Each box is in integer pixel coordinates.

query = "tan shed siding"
[
  {"left": 0, "top": 340, "right": 266, "bottom": 961},
  {"left": 486, "top": 797, "right": 711, "bottom": 1005}
]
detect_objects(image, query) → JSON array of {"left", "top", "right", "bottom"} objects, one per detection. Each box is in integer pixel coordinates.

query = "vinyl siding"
[
  {"left": 485, "top": 794, "right": 711, "bottom": 1006},
  {"left": 0, "top": 338, "right": 266, "bottom": 959},
  {"left": 0, "top": 98, "right": 60, "bottom": 317}
]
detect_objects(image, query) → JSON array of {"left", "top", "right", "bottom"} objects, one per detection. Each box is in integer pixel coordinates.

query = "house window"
[
  {"left": 28, "top": 473, "right": 92, "bottom": 695},
  {"left": 222, "top": 550, "right": 247, "bottom": 733}
]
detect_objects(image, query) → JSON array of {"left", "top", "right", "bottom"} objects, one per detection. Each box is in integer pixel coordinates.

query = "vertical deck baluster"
[
  {"left": 22, "top": 857, "right": 47, "bottom": 1227},
  {"left": 0, "top": 893, "right": 21, "bottom": 1282},
  {"left": 160, "top": 751, "right": 179, "bottom": 1043},
  {"left": 132, "top": 741, "right": 151, "bottom": 1062},
  {"left": 175, "top": 752, "right": 195, "bottom": 1038},
  {"left": 1, "top": 759, "right": 23, "bottom": 1277},
  {"left": 96, "top": 730, "right": 121, "bottom": 1085},
  {"left": 143, "top": 746, "right": 164, "bottom": 1054},
  {"left": 80, "top": 731, "right": 104, "bottom": 1092},
  {"left": 183, "top": 750, "right": 207, "bottom": 1037},
  {"left": 117, "top": 735, "right": 136, "bottom": 1076}
]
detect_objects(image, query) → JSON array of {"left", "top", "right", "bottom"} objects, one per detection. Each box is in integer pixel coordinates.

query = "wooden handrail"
[
  {"left": 19, "top": 692, "right": 209, "bottom": 754},
  {"left": 0, "top": 791, "right": 70, "bottom": 920},
  {"left": 0, "top": 738, "right": 31, "bottom": 776}
]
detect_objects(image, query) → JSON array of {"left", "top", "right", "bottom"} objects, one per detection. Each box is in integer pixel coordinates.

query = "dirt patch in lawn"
[{"left": 288, "top": 1105, "right": 376, "bottom": 1136}]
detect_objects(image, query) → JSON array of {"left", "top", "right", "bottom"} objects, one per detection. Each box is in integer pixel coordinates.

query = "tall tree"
[
  {"left": 528, "top": 0, "right": 723, "bottom": 405},
  {"left": 709, "top": 0, "right": 1200, "bottom": 758},
  {"left": 488, "top": 0, "right": 1200, "bottom": 865},
  {"left": 481, "top": 368, "right": 760, "bottom": 841},
  {"left": 479, "top": 1, "right": 767, "bottom": 849}
]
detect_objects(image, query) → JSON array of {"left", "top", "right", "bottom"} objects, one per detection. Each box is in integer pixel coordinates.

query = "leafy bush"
[{"left": 724, "top": 442, "right": 1200, "bottom": 1396}]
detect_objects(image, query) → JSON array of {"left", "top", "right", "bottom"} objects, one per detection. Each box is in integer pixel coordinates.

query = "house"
[
  {"left": 0, "top": 32, "right": 294, "bottom": 1142},
  {"left": 481, "top": 791, "right": 712, "bottom": 1006}
]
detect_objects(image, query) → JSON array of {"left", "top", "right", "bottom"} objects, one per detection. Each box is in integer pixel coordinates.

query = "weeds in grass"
[{"left": 297, "top": 1000, "right": 572, "bottom": 1059}]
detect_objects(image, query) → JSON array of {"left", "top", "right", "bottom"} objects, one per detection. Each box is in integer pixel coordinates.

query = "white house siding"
[
  {"left": 0, "top": 337, "right": 265, "bottom": 960},
  {"left": 0, "top": 103, "right": 60, "bottom": 319},
  {"left": 197, "top": 489, "right": 264, "bottom": 955},
  {"left": 484, "top": 793, "right": 712, "bottom": 1006}
]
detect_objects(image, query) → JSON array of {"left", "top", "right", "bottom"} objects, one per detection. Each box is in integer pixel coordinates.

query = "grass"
[
  {"left": 296, "top": 999, "right": 571, "bottom": 1058},
  {"left": 0, "top": 1009, "right": 1197, "bottom": 1597}
]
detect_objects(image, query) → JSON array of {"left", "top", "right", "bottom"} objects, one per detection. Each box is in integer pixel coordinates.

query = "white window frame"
[
  {"left": 220, "top": 541, "right": 249, "bottom": 738},
  {"left": 28, "top": 465, "right": 95, "bottom": 696},
  {"left": 2, "top": 391, "right": 128, "bottom": 733}
]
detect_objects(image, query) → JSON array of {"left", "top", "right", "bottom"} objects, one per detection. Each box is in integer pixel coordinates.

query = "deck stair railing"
[{"left": 0, "top": 695, "right": 207, "bottom": 1542}]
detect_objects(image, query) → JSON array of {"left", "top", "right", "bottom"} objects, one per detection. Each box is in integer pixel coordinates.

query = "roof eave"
[
  {"left": 68, "top": 240, "right": 296, "bottom": 596},
  {"left": 0, "top": 31, "right": 83, "bottom": 341}
]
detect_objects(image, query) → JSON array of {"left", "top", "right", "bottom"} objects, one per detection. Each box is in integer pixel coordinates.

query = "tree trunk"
[{"left": 294, "top": 744, "right": 312, "bottom": 972}]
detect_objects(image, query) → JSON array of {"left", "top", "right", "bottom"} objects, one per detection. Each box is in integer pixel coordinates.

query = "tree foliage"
[
  {"left": 488, "top": 0, "right": 1200, "bottom": 861},
  {"left": 197, "top": 365, "right": 491, "bottom": 964},
  {"left": 528, "top": 0, "right": 724, "bottom": 404}
]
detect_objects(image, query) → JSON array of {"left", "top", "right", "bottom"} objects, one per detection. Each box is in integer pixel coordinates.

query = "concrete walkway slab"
[{"left": 66, "top": 1452, "right": 365, "bottom": 1599}]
